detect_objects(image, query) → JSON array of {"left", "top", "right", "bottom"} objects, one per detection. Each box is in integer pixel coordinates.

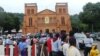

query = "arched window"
[
  {"left": 27, "top": 9, "right": 30, "bottom": 14},
  {"left": 31, "top": 9, "right": 34, "bottom": 14},
  {"left": 29, "top": 17, "right": 32, "bottom": 26},
  {"left": 63, "top": 8, "right": 66, "bottom": 13},
  {"left": 50, "top": 17, "right": 52, "bottom": 23},
  {"left": 59, "top": 8, "right": 62, "bottom": 13},
  {"left": 54, "top": 17, "right": 56, "bottom": 23},
  {"left": 61, "top": 17, "right": 65, "bottom": 25},
  {"left": 42, "top": 17, "right": 44, "bottom": 23}
]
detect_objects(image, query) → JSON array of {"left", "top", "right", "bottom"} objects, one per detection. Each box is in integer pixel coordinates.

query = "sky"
[{"left": 0, "top": 0, "right": 100, "bottom": 15}]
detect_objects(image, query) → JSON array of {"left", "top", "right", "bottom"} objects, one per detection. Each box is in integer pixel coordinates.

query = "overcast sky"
[{"left": 0, "top": 0, "right": 100, "bottom": 15}]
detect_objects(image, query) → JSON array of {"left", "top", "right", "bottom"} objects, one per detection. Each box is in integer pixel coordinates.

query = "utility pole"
[{"left": 92, "top": 24, "right": 94, "bottom": 33}]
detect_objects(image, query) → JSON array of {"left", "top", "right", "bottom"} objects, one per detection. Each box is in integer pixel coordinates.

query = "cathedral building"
[{"left": 22, "top": 3, "right": 72, "bottom": 34}]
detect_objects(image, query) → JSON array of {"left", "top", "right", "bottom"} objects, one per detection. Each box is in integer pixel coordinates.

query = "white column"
[
  {"left": 35, "top": 44, "right": 37, "bottom": 56},
  {"left": 9, "top": 45, "right": 14, "bottom": 56},
  {"left": 28, "top": 46, "right": 32, "bottom": 56},
  {"left": 0, "top": 45, "right": 5, "bottom": 56}
]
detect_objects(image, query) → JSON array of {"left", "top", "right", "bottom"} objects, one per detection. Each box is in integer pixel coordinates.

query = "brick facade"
[{"left": 22, "top": 3, "right": 72, "bottom": 34}]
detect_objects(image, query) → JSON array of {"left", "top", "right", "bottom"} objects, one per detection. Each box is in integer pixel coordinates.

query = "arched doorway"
[{"left": 45, "top": 29, "right": 49, "bottom": 34}]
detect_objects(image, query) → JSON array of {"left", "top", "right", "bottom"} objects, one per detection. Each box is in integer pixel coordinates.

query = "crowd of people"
[{"left": 0, "top": 30, "right": 100, "bottom": 56}]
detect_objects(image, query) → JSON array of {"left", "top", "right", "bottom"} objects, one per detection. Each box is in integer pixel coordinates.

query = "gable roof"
[{"left": 37, "top": 9, "right": 56, "bottom": 15}]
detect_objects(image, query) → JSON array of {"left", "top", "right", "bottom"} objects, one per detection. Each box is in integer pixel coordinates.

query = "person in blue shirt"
[
  {"left": 18, "top": 37, "right": 27, "bottom": 56},
  {"left": 5, "top": 37, "right": 13, "bottom": 45},
  {"left": 52, "top": 37, "right": 59, "bottom": 56},
  {"left": 52, "top": 33, "right": 63, "bottom": 56}
]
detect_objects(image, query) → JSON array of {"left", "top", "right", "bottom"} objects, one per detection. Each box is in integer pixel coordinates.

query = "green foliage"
[
  {"left": 79, "top": 2, "right": 100, "bottom": 32},
  {"left": 0, "top": 12, "right": 6, "bottom": 27},
  {"left": 71, "top": 14, "right": 88, "bottom": 32},
  {"left": 14, "top": 17, "right": 20, "bottom": 32},
  {"left": 2, "top": 13, "right": 19, "bottom": 33},
  {"left": 13, "top": 13, "right": 24, "bottom": 22},
  {"left": 0, "top": 6, "right": 23, "bottom": 34}
]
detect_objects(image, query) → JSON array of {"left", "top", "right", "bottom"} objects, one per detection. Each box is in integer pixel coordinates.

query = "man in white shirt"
[
  {"left": 62, "top": 37, "right": 69, "bottom": 56},
  {"left": 68, "top": 36, "right": 81, "bottom": 56},
  {"left": 74, "top": 32, "right": 86, "bottom": 49},
  {"left": 84, "top": 33, "right": 93, "bottom": 56},
  {"left": 68, "top": 46, "right": 81, "bottom": 56}
]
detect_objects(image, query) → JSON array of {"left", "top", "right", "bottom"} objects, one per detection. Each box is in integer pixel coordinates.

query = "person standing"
[
  {"left": 5, "top": 36, "right": 13, "bottom": 45},
  {"left": 74, "top": 31, "right": 86, "bottom": 49},
  {"left": 56, "top": 33, "right": 64, "bottom": 56},
  {"left": 90, "top": 45, "right": 100, "bottom": 56},
  {"left": 68, "top": 31, "right": 81, "bottom": 56},
  {"left": 84, "top": 33, "right": 93, "bottom": 56},
  {"left": 52, "top": 29, "right": 56, "bottom": 38},
  {"left": 52, "top": 33, "right": 60, "bottom": 56},
  {"left": 46, "top": 33, "right": 53, "bottom": 56},
  {"left": 62, "top": 37, "right": 69, "bottom": 56},
  {"left": 18, "top": 37, "right": 27, "bottom": 56},
  {"left": 26, "top": 37, "right": 31, "bottom": 46},
  {"left": 0, "top": 38, "right": 3, "bottom": 45}
]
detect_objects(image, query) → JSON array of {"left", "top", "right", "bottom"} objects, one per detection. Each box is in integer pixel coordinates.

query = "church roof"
[{"left": 37, "top": 9, "right": 56, "bottom": 15}]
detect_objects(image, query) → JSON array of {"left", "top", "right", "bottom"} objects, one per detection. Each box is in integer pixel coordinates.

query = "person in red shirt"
[{"left": 47, "top": 33, "right": 53, "bottom": 56}]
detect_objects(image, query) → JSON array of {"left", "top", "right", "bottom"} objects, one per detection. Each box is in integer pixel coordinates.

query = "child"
[{"left": 90, "top": 45, "right": 100, "bottom": 56}]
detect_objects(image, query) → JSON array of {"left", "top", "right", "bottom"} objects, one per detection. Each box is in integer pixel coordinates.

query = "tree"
[
  {"left": 3, "top": 13, "right": 15, "bottom": 34},
  {"left": 0, "top": 7, "right": 5, "bottom": 34},
  {"left": 0, "top": 6, "right": 23, "bottom": 34},
  {"left": 71, "top": 14, "right": 88, "bottom": 32},
  {"left": 79, "top": 2, "right": 100, "bottom": 32},
  {"left": 2, "top": 13, "right": 21, "bottom": 34},
  {"left": 0, "top": 12, "right": 6, "bottom": 27},
  {"left": 0, "top": 6, "right": 4, "bottom": 12},
  {"left": 14, "top": 17, "right": 20, "bottom": 33}
]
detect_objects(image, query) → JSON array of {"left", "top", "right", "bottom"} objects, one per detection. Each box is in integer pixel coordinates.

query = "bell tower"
[
  {"left": 23, "top": 3, "right": 38, "bottom": 34},
  {"left": 56, "top": 3, "right": 71, "bottom": 32},
  {"left": 56, "top": 3, "right": 68, "bottom": 14},
  {"left": 25, "top": 3, "right": 37, "bottom": 15}
]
